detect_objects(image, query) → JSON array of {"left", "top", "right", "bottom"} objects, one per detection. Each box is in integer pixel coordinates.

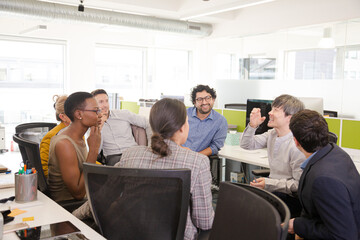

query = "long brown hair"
[{"left": 149, "top": 98, "right": 187, "bottom": 157}]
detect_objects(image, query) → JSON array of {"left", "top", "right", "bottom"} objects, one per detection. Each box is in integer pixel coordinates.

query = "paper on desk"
[
  {"left": 236, "top": 148, "right": 260, "bottom": 154},
  {"left": 0, "top": 173, "right": 15, "bottom": 189},
  {"left": 0, "top": 199, "right": 43, "bottom": 211},
  {"left": 9, "top": 208, "right": 27, "bottom": 217},
  {"left": 3, "top": 222, "right": 29, "bottom": 234}
]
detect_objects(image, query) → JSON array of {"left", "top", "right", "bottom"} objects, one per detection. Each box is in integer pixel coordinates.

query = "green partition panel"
[
  {"left": 214, "top": 109, "right": 222, "bottom": 115},
  {"left": 341, "top": 120, "right": 360, "bottom": 149},
  {"left": 223, "top": 110, "right": 246, "bottom": 132},
  {"left": 121, "top": 101, "right": 139, "bottom": 114},
  {"left": 325, "top": 118, "right": 341, "bottom": 145}
]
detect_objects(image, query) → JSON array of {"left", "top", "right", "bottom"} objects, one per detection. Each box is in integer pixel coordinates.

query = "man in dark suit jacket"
[{"left": 288, "top": 109, "right": 360, "bottom": 240}]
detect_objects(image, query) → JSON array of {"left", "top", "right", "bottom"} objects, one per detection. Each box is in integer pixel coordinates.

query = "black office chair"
[
  {"left": 224, "top": 103, "right": 247, "bottom": 110},
  {"left": 15, "top": 122, "right": 57, "bottom": 164},
  {"left": 13, "top": 123, "right": 86, "bottom": 212},
  {"left": 198, "top": 182, "right": 290, "bottom": 240},
  {"left": 328, "top": 131, "right": 338, "bottom": 145},
  {"left": 252, "top": 131, "right": 339, "bottom": 178},
  {"left": 209, "top": 154, "right": 221, "bottom": 187},
  {"left": 13, "top": 133, "right": 48, "bottom": 193},
  {"left": 83, "top": 163, "right": 191, "bottom": 240}
]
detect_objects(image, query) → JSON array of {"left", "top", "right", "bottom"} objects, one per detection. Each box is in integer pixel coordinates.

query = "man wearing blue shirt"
[
  {"left": 288, "top": 110, "right": 360, "bottom": 240},
  {"left": 183, "top": 85, "right": 228, "bottom": 156}
]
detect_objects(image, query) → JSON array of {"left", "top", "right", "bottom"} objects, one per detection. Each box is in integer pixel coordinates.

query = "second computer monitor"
[{"left": 246, "top": 99, "right": 273, "bottom": 135}]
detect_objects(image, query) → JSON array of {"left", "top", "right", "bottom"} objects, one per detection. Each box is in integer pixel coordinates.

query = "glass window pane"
[
  {"left": 147, "top": 49, "right": 191, "bottom": 98},
  {"left": 286, "top": 48, "right": 336, "bottom": 80},
  {"left": 95, "top": 46, "right": 144, "bottom": 100},
  {"left": 0, "top": 39, "right": 64, "bottom": 88}
]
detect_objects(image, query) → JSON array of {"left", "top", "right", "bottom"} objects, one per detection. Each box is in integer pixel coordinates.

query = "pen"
[{"left": 254, "top": 178, "right": 258, "bottom": 183}]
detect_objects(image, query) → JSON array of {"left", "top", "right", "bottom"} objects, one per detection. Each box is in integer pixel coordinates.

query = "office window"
[
  {"left": 344, "top": 47, "right": 360, "bottom": 80},
  {"left": 0, "top": 37, "right": 65, "bottom": 148},
  {"left": 95, "top": 45, "right": 145, "bottom": 99},
  {"left": 0, "top": 39, "right": 64, "bottom": 88},
  {"left": 215, "top": 53, "right": 238, "bottom": 80},
  {"left": 147, "top": 48, "right": 191, "bottom": 99},
  {"left": 240, "top": 57, "right": 276, "bottom": 80},
  {"left": 285, "top": 49, "right": 337, "bottom": 80}
]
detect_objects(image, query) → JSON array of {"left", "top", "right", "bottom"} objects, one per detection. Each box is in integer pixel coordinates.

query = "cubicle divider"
[
  {"left": 120, "top": 101, "right": 140, "bottom": 114},
  {"left": 120, "top": 101, "right": 360, "bottom": 151}
]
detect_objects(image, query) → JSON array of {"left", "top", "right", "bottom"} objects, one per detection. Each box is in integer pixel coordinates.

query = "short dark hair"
[
  {"left": 272, "top": 94, "right": 305, "bottom": 116},
  {"left": 150, "top": 98, "right": 187, "bottom": 157},
  {"left": 190, "top": 85, "right": 217, "bottom": 104},
  {"left": 290, "top": 109, "right": 329, "bottom": 153},
  {"left": 64, "top": 92, "right": 93, "bottom": 122},
  {"left": 91, "top": 89, "right": 108, "bottom": 97}
]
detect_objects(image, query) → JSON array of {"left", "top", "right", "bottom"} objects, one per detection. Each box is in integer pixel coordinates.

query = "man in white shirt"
[
  {"left": 240, "top": 94, "right": 305, "bottom": 218},
  {"left": 91, "top": 89, "right": 152, "bottom": 165}
]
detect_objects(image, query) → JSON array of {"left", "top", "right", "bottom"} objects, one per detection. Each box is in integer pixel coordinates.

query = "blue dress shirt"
[
  {"left": 183, "top": 107, "right": 228, "bottom": 155},
  {"left": 300, "top": 151, "right": 317, "bottom": 169}
]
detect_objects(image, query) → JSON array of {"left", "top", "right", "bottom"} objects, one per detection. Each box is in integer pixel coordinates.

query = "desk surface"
[
  {"left": 219, "top": 145, "right": 269, "bottom": 168},
  {"left": 0, "top": 151, "right": 105, "bottom": 240},
  {"left": 1, "top": 188, "right": 105, "bottom": 240},
  {"left": 219, "top": 144, "right": 360, "bottom": 173}
]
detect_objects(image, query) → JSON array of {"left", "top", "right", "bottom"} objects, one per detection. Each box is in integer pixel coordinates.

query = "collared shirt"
[
  {"left": 101, "top": 109, "right": 152, "bottom": 156},
  {"left": 300, "top": 151, "right": 317, "bottom": 169},
  {"left": 183, "top": 107, "right": 228, "bottom": 155},
  {"left": 240, "top": 125, "right": 305, "bottom": 195},
  {"left": 116, "top": 140, "right": 214, "bottom": 240}
]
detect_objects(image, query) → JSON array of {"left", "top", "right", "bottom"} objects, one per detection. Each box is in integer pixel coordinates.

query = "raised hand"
[{"left": 249, "top": 108, "right": 266, "bottom": 128}]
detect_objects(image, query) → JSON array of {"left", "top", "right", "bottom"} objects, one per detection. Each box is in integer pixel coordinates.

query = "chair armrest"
[
  {"left": 208, "top": 154, "right": 220, "bottom": 161},
  {"left": 58, "top": 199, "right": 87, "bottom": 213},
  {"left": 197, "top": 229, "right": 211, "bottom": 240},
  {"left": 251, "top": 169, "right": 270, "bottom": 177}
]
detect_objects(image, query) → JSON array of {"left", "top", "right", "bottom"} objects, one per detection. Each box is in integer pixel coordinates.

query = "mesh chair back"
[
  {"left": 13, "top": 133, "right": 48, "bottom": 194},
  {"left": 328, "top": 132, "right": 338, "bottom": 144},
  {"left": 83, "top": 163, "right": 191, "bottom": 240},
  {"left": 209, "top": 182, "right": 289, "bottom": 240},
  {"left": 15, "top": 122, "right": 56, "bottom": 161},
  {"left": 233, "top": 183, "right": 290, "bottom": 240}
]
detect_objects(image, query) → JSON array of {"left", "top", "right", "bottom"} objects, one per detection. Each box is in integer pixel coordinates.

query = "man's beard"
[{"left": 198, "top": 104, "right": 212, "bottom": 114}]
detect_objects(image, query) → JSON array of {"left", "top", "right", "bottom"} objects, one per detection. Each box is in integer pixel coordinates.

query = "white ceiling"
[{"left": 39, "top": 0, "right": 276, "bottom": 24}]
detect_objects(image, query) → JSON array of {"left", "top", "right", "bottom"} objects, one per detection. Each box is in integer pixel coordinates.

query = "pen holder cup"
[{"left": 15, "top": 172, "right": 37, "bottom": 203}]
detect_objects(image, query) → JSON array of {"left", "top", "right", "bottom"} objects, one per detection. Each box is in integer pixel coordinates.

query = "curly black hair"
[{"left": 190, "top": 85, "right": 217, "bottom": 104}]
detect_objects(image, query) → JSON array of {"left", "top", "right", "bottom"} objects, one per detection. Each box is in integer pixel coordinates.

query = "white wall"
[
  {"left": 1, "top": 0, "right": 360, "bottom": 118},
  {"left": 212, "top": 19, "right": 360, "bottom": 119},
  {"left": 212, "top": 0, "right": 360, "bottom": 38}
]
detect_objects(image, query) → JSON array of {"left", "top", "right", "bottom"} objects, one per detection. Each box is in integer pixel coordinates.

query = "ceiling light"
[
  {"left": 181, "top": 0, "right": 274, "bottom": 20},
  {"left": 19, "top": 25, "right": 47, "bottom": 34}
]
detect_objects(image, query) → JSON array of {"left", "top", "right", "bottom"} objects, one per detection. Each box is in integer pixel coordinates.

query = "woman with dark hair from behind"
[
  {"left": 116, "top": 98, "right": 214, "bottom": 240},
  {"left": 40, "top": 95, "right": 70, "bottom": 178},
  {"left": 48, "top": 92, "right": 102, "bottom": 202}
]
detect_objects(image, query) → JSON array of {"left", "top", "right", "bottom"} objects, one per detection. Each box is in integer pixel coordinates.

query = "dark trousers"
[
  {"left": 106, "top": 153, "right": 122, "bottom": 166},
  {"left": 273, "top": 191, "right": 302, "bottom": 218},
  {"left": 273, "top": 192, "right": 301, "bottom": 240}
]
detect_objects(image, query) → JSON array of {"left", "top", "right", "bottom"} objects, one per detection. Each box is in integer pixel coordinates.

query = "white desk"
[
  {"left": 0, "top": 151, "right": 105, "bottom": 240},
  {"left": 1, "top": 188, "right": 105, "bottom": 240},
  {"left": 218, "top": 145, "right": 269, "bottom": 168},
  {"left": 219, "top": 144, "right": 360, "bottom": 173}
]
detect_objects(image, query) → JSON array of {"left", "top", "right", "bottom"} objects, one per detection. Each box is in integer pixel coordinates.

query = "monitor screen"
[
  {"left": 246, "top": 99, "right": 273, "bottom": 135},
  {"left": 297, "top": 97, "right": 324, "bottom": 115},
  {"left": 160, "top": 95, "right": 184, "bottom": 103}
]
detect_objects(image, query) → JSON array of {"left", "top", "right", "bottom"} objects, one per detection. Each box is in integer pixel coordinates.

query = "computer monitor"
[
  {"left": 160, "top": 95, "right": 185, "bottom": 103},
  {"left": 297, "top": 97, "right": 324, "bottom": 115},
  {"left": 246, "top": 99, "right": 273, "bottom": 135}
]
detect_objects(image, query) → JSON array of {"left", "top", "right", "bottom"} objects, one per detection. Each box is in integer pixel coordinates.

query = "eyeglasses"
[
  {"left": 196, "top": 96, "right": 212, "bottom": 103},
  {"left": 81, "top": 109, "right": 101, "bottom": 114}
]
